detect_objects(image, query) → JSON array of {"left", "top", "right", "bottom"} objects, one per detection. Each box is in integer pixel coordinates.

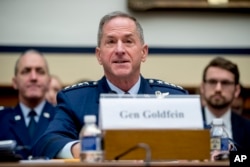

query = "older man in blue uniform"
[
  {"left": 0, "top": 49, "right": 56, "bottom": 159},
  {"left": 32, "top": 11, "right": 188, "bottom": 159}
]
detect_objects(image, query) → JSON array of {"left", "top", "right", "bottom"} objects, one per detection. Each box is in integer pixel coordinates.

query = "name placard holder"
[{"left": 104, "top": 129, "right": 210, "bottom": 161}]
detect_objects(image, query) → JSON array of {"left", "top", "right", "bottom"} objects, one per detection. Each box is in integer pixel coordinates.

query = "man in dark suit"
[
  {"left": 32, "top": 11, "right": 188, "bottom": 159},
  {"left": 0, "top": 49, "right": 56, "bottom": 159},
  {"left": 200, "top": 57, "right": 250, "bottom": 152}
]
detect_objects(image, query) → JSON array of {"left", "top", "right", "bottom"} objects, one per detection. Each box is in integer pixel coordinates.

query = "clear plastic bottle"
[
  {"left": 210, "top": 118, "right": 229, "bottom": 152},
  {"left": 79, "top": 115, "right": 103, "bottom": 162}
]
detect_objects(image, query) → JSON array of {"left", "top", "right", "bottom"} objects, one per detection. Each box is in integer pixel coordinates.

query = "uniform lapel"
[
  {"left": 96, "top": 76, "right": 113, "bottom": 103},
  {"left": 9, "top": 105, "right": 30, "bottom": 146},
  {"left": 138, "top": 76, "right": 155, "bottom": 94},
  {"left": 98, "top": 75, "right": 155, "bottom": 94},
  {"left": 34, "top": 102, "right": 52, "bottom": 141},
  {"left": 98, "top": 77, "right": 113, "bottom": 93}
]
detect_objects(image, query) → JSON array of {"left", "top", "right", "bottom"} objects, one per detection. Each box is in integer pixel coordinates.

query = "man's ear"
[
  {"left": 200, "top": 83, "right": 205, "bottom": 94},
  {"left": 141, "top": 44, "right": 148, "bottom": 63},
  {"left": 46, "top": 76, "right": 52, "bottom": 91},
  {"left": 12, "top": 77, "right": 18, "bottom": 90},
  {"left": 95, "top": 47, "right": 102, "bottom": 65},
  {"left": 234, "top": 84, "right": 241, "bottom": 98}
]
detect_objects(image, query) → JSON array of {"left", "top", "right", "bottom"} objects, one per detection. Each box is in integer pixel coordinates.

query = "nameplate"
[{"left": 99, "top": 94, "right": 203, "bottom": 130}]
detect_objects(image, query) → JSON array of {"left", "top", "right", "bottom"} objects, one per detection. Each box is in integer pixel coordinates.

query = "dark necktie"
[{"left": 28, "top": 110, "right": 37, "bottom": 138}]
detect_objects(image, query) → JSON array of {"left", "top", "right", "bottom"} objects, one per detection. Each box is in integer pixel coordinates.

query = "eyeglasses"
[{"left": 204, "top": 79, "right": 235, "bottom": 88}]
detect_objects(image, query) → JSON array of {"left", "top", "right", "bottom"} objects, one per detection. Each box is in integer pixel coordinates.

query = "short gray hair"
[
  {"left": 97, "top": 11, "right": 144, "bottom": 47},
  {"left": 14, "top": 49, "right": 50, "bottom": 76}
]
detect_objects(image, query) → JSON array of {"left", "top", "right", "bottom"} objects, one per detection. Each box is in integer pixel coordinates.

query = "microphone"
[
  {"left": 114, "top": 143, "right": 151, "bottom": 166},
  {"left": 15, "top": 145, "right": 31, "bottom": 151},
  {"left": 15, "top": 145, "right": 49, "bottom": 160},
  {"left": 0, "top": 140, "right": 22, "bottom": 162}
]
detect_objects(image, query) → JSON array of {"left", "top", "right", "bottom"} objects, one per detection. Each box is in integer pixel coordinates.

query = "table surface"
[{"left": 0, "top": 160, "right": 229, "bottom": 167}]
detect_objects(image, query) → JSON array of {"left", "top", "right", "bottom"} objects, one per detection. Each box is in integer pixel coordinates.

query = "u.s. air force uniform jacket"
[
  {"left": 32, "top": 76, "right": 188, "bottom": 158},
  {"left": 0, "top": 102, "right": 56, "bottom": 159}
]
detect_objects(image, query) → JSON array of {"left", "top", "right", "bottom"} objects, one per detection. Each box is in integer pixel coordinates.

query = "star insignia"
[
  {"left": 14, "top": 115, "right": 21, "bottom": 121},
  {"left": 43, "top": 112, "right": 50, "bottom": 118},
  {"left": 157, "top": 80, "right": 164, "bottom": 84},
  {"left": 149, "top": 79, "right": 154, "bottom": 84}
]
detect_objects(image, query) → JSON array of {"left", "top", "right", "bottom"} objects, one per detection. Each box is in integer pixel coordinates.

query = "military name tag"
[{"left": 99, "top": 94, "right": 203, "bottom": 130}]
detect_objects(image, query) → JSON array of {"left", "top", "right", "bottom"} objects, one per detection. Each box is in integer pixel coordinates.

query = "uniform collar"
[
  {"left": 97, "top": 75, "right": 152, "bottom": 95},
  {"left": 106, "top": 77, "right": 141, "bottom": 94},
  {"left": 19, "top": 100, "right": 46, "bottom": 125}
]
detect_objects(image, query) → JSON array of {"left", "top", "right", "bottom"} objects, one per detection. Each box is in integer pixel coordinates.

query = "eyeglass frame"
[{"left": 203, "top": 79, "right": 236, "bottom": 89}]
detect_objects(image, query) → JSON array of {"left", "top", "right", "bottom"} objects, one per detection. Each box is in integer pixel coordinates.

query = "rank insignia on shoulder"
[
  {"left": 63, "top": 81, "right": 98, "bottom": 90},
  {"left": 147, "top": 79, "right": 184, "bottom": 90}
]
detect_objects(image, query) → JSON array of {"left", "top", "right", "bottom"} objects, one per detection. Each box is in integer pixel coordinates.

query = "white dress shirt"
[{"left": 19, "top": 101, "right": 46, "bottom": 126}]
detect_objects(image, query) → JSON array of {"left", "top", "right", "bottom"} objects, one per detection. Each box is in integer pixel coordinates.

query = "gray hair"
[
  {"left": 14, "top": 49, "right": 50, "bottom": 76},
  {"left": 97, "top": 11, "right": 144, "bottom": 47}
]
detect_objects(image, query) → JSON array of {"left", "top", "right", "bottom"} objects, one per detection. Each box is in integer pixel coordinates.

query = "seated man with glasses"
[{"left": 200, "top": 56, "right": 250, "bottom": 153}]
